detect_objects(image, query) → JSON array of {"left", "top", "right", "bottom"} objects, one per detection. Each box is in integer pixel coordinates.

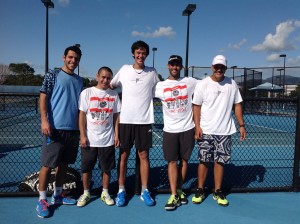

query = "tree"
[
  {"left": 9, "top": 63, "right": 35, "bottom": 75},
  {"left": 0, "top": 64, "right": 12, "bottom": 84}
]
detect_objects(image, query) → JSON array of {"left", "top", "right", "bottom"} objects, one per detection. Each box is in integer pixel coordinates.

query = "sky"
[{"left": 0, "top": 0, "right": 300, "bottom": 80}]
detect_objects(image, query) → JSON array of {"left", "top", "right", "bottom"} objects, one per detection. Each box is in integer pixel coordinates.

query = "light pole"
[
  {"left": 41, "top": 0, "right": 54, "bottom": 75},
  {"left": 75, "top": 44, "right": 81, "bottom": 75},
  {"left": 231, "top": 66, "right": 237, "bottom": 80},
  {"left": 279, "top": 54, "right": 286, "bottom": 95},
  {"left": 152, "top": 47, "right": 157, "bottom": 68},
  {"left": 182, "top": 4, "right": 196, "bottom": 77},
  {"left": 277, "top": 68, "right": 284, "bottom": 86}
]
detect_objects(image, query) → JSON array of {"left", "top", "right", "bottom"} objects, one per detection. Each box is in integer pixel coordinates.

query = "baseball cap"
[
  {"left": 212, "top": 55, "right": 227, "bottom": 67},
  {"left": 168, "top": 55, "right": 183, "bottom": 65}
]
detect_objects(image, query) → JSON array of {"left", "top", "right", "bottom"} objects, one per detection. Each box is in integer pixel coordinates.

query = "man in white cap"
[{"left": 191, "top": 55, "right": 246, "bottom": 206}]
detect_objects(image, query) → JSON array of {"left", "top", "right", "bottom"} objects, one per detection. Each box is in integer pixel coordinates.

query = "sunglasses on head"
[{"left": 213, "top": 64, "right": 227, "bottom": 70}]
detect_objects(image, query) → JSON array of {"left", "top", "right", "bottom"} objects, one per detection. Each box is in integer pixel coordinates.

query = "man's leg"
[
  {"left": 118, "top": 148, "right": 130, "bottom": 187},
  {"left": 101, "top": 171, "right": 114, "bottom": 206},
  {"left": 77, "top": 172, "right": 91, "bottom": 207},
  {"left": 168, "top": 161, "right": 178, "bottom": 195},
  {"left": 214, "top": 162, "right": 224, "bottom": 191}
]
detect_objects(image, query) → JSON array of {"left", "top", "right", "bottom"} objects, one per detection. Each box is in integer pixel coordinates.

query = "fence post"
[{"left": 292, "top": 97, "right": 300, "bottom": 192}]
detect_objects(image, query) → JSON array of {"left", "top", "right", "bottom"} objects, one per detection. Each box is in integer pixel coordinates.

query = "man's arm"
[
  {"left": 233, "top": 103, "right": 246, "bottom": 141},
  {"left": 113, "top": 113, "right": 120, "bottom": 147},
  {"left": 79, "top": 110, "right": 89, "bottom": 148},
  {"left": 193, "top": 104, "right": 202, "bottom": 140},
  {"left": 39, "top": 93, "right": 51, "bottom": 136}
]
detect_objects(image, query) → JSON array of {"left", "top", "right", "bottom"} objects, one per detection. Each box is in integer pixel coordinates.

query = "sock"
[
  {"left": 102, "top": 188, "right": 109, "bottom": 194},
  {"left": 118, "top": 186, "right": 125, "bottom": 193},
  {"left": 54, "top": 186, "right": 62, "bottom": 196},
  {"left": 39, "top": 191, "right": 47, "bottom": 200},
  {"left": 141, "top": 185, "right": 147, "bottom": 194},
  {"left": 84, "top": 189, "right": 90, "bottom": 195}
]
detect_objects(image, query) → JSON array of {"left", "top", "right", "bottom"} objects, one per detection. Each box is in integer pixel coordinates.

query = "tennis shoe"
[
  {"left": 213, "top": 189, "right": 229, "bottom": 206},
  {"left": 192, "top": 188, "right": 205, "bottom": 204},
  {"left": 51, "top": 193, "right": 77, "bottom": 205},
  {"left": 36, "top": 199, "right": 50, "bottom": 218},
  {"left": 77, "top": 193, "right": 91, "bottom": 207},
  {"left": 177, "top": 189, "right": 188, "bottom": 204},
  {"left": 140, "top": 189, "right": 155, "bottom": 206},
  {"left": 116, "top": 191, "right": 126, "bottom": 207},
  {"left": 164, "top": 194, "right": 181, "bottom": 211},
  {"left": 101, "top": 191, "right": 114, "bottom": 206}
]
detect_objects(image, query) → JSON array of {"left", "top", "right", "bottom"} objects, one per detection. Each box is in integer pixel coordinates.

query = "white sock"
[
  {"left": 83, "top": 190, "right": 90, "bottom": 195},
  {"left": 102, "top": 188, "right": 109, "bottom": 194},
  {"left": 39, "top": 191, "right": 47, "bottom": 200},
  {"left": 141, "top": 185, "right": 147, "bottom": 194},
  {"left": 118, "top": 186, "right": 125, "bottom": 193}
]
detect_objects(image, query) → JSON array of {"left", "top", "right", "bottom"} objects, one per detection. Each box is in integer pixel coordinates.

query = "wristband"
[{"left": 239, "top": 124, "right": 245, "bottom": 128}]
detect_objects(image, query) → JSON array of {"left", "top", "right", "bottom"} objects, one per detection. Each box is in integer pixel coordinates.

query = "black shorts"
[
  {"left": 81, "top": 145, "right": 116, "bottom": 173},
  {"left": 119, "top": 124, "right": 152, "bottom": 150},
  {"left": 41, "top": 129, "right": 79, "bottom": 168},
  {"left": 162, "top": 128, "right": 195, "bottom": 162}
]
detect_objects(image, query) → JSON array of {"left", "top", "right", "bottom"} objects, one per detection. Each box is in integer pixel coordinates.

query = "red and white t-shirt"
[
  {"left": 154, "top": 77, "right": 198, "bottom": 133},
  {"left": 79, "top": 87, "right": 121, "bottom": 147}
]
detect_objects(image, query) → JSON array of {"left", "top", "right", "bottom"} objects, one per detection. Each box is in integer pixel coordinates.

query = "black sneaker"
[
  {"left": 192, "top": 188, "right": 205, "bottom": 204},
  {"left": 177, "top": 189, "right": 188, "bottom": 204},
  {"left": 164, "top": 194, "right": 181, "bottom": 211},
  {"left": 213, "top": 189, "right": 229, "bottom": 206}
]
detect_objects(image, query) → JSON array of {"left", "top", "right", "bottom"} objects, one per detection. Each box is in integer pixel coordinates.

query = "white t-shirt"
[
  {"left": 110, "top": 64, "right": 159, "bottom": 124},
  {"left": 192, "top": 76, "right": 243, "bottom": 135},
  {"left": 78, "top": 87, "right": 121, "bottom": 147},
  {"left": 154, "top": 77, "right": 198, "bottom": 133}
]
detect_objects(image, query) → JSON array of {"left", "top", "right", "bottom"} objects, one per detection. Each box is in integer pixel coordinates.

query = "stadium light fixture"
[
  {"left": 41, "top": 0, "right": 54, "bottom": 75},
  {"left": 182, "top": 4, "right": 196, "bottom": 77},
  {"left": 152, "top": 47, "right": 157, "bottom": 68}
]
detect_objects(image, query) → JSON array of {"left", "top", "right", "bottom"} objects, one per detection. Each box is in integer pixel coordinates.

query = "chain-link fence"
[{"left": 0, "top": 93, "right": 299, "bottom": 196}]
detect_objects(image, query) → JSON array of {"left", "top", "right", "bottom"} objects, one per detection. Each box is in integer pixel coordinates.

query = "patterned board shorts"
[{"left": 197, "top": 134, "right": 232, "bottom": 164}]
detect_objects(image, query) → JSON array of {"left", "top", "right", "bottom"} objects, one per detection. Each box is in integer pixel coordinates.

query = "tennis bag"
[{"left": 18, "top": 167, "right": 81, "bottom": 192}]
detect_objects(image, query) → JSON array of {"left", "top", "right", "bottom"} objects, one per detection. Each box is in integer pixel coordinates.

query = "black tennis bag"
[{"left": 18, "top": 167, "right": 81, "bottom": 192}]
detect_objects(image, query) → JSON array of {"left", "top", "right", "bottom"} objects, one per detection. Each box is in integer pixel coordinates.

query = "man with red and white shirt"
[
  {"left": 155, "top": 55, "right": 198, "bottom": 211},
  {"left": 77, "top": 66, "right": 121, "bottom": 207}
]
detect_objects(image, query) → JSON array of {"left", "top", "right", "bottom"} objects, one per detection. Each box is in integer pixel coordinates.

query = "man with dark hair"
[
  {"left": 154, "top": 55, "right": 198, "bottom": 211},
  {"left": 77, "top": 66, "right": 121, "bottom": 207},
  {"left": 110, "top": 40, "right": 159, "bottom": 207},
  {"left": 36, "top": 45, "right": 83, "bottom": 218}
]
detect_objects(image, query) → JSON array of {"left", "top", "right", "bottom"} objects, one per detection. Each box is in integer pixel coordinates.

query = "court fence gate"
[{"left": 0, "top": 93, "right": 299, "bottom": 196}]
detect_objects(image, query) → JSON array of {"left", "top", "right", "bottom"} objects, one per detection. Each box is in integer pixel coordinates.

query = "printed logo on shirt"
[
  {"left": 163, "top": 84, "right": 188, "bottom": 113},
  {"left": 89, "top": 96, "right": 115, "bottom": 125}
]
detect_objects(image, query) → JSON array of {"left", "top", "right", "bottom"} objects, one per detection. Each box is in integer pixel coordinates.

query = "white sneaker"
[
  {"left": 77, "top": 193, "right": 90, "bottom": 207},
  {"left": 101, "top": 191, "right": 114, "bottom": 206}
]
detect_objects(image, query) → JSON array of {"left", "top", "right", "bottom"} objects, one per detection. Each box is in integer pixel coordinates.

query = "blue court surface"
[{"left": 0, "top": 192, "right": 299, "bottom": 224}]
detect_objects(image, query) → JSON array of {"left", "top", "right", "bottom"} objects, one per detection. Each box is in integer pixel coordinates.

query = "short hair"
[
  {"left": 64, "top": 45, "right": 82, "bottom": 58},
  {"left": 131, "top": 40, "right": 149, "bottom": 56},
  {"left": 97, "top": 66, "right": 113, "bottom": 76}
]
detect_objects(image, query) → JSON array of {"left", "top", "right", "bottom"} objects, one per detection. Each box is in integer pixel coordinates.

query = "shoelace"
[{"left": 40, "top": 200, "right": 49, "bottom": 211}]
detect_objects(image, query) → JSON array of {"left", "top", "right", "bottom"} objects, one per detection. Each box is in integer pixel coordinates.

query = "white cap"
[{"left": 212, "top": 55, "right": 227, "bottom": 66}]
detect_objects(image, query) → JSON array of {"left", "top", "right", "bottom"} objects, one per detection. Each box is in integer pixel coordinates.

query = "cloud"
[
  {"left": 251, "top": 20, "right": 300, "bottom": 52},
  {"left": 228, "top": 38, "right": 247, "bottom": 50},
  {"left": 131, "top": 26, "right": 176, "bottom": 38},
  {"left": 58, "top": 0, "right": 70, "bottom": 7},
  {"left": 266, "top": 53, "right": 282, "bottom": 62}
]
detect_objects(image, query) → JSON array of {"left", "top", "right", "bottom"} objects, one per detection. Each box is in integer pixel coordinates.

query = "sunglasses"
[{"left": 214, "top": 65, "right": 227, "bottom": 71}]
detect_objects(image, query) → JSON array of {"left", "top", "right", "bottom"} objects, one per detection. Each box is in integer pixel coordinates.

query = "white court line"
[
  {"left": 152, "top": 130, "right": 161, "bottom": 139},
  {"left": 247, "top": 123, "right": 290, "bottom": 133}
]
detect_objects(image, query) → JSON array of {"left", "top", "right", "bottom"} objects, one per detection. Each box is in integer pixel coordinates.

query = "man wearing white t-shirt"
[
  {"left": 110, "top": 40, "right": 159, "bottom": 207},
  {"left": 155, "top": 55, "right": 197, "bottom": 211},
  {"left": 77, "top": 67, "right": 121, "bottom": 207},
  {"left": 192, "top": 55, "right": 246, "bottom": 206}
]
